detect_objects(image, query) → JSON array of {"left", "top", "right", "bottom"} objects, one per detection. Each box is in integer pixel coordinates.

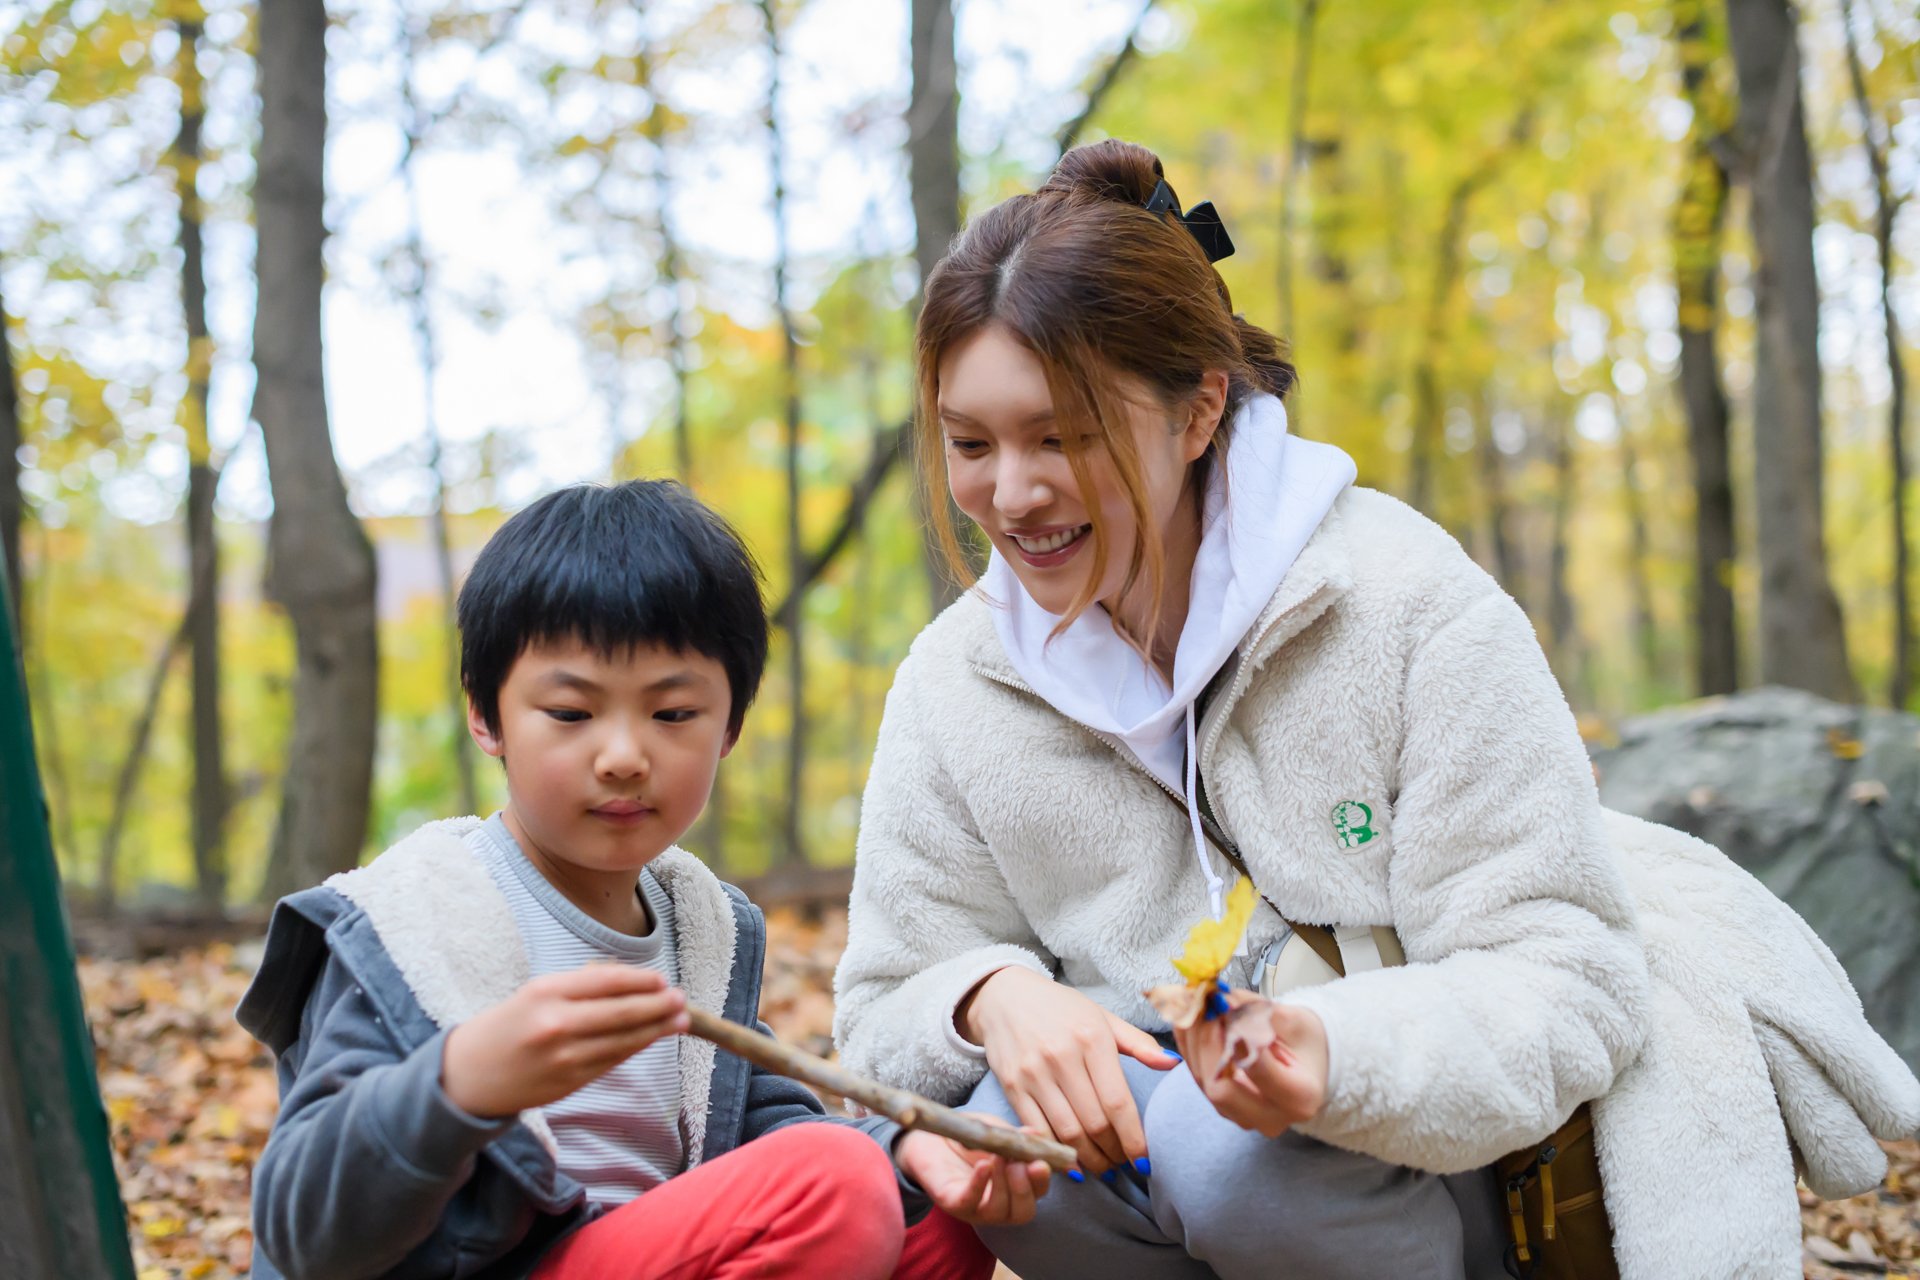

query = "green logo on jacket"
[{"left": 1332, "top": 800, "right": 1375, "bottom": 849}]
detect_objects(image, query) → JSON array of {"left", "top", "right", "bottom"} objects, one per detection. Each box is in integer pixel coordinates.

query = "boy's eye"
[
  {"left": 655, "top": 708, "right": 699, "bottom": 724},
  {"left": 545, "top": 708, "right": 589, "bottom": 723}
]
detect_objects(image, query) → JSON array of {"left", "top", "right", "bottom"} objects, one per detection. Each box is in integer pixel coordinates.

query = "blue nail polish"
[
  {"left": 1134, "top": 1157, "right": 1152, "bottom": 1176},
  {"left": 1164, "top": 1049, "right": 1182, "bottom": 1062},
  {"left": 1100, "top": 1169, "right": 1117, "bottom": 1184},
  {"left": 1216, "top": 977, "right": 1230, "bottom": 992},
  {"left": 1066, "top": 1169, "right": 1084, "bottom": 1183}
]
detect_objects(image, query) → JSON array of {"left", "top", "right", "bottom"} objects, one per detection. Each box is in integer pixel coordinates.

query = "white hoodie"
[{"left": 980, "top": 393, "right": 1356, "bottom": 917}]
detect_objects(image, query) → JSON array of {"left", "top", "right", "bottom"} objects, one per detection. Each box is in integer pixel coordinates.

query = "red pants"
[{"left": 531, "top": 1123, "right": 995, "bottom": 1280}]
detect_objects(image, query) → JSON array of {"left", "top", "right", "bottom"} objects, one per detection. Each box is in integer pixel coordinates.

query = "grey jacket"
[{"left": 238, "top": 818, "right": 923, "bottom": 1280}]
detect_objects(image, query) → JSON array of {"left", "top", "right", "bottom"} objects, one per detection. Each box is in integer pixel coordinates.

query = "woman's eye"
[
  {"left": 545, "top": 708, "right": 589, "bottom": 723},
  {"left": 945, "top": 438, "right": 986, "bottom": 456}
]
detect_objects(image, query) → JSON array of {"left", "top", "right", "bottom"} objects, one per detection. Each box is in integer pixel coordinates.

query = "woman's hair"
[{"left": 915, "top": 138, "right": 1295, "bottom": 640}]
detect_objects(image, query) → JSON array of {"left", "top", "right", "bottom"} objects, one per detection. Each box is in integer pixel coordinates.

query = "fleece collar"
[
  {"left": 324, "top": 818, "right": 740, "bottom": 1164},
  {"left": 975, "top": 395, "right": 1355, "bottom": 790}
]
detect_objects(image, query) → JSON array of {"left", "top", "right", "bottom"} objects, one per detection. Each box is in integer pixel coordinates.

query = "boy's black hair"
[{"left": 458, "top": 480, "right": 768, "bottom": 738}]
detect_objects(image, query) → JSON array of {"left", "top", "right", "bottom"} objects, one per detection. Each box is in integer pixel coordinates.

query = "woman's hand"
[
  {"left": 956, "top": 966, "right": 1179, "bottom": 1175},
  {"left": 1172, "top": 989, "right": 1329, "bottom": 1138},
  {"left": 895, "top": 1124, "right": 1051, "bottom": 1226}
]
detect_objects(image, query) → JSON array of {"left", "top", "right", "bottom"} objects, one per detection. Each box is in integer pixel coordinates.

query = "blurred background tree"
[{"left": 3, "top": 0, "right": 1916, "bottom": 912}]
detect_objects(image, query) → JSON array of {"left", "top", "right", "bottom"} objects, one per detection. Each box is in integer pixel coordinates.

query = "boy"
[{"left": 238, "top": 480, "right": 1046, "bottom": 1280}]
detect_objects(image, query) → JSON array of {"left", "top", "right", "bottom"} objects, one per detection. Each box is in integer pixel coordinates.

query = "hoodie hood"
[{"left": 979, "top": 392, "right": 1355, "bottom": 914}]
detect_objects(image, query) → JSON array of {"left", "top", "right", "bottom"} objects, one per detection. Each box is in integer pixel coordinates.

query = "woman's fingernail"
[
  {"left": 1100, "top": 1169, "right": 1117, "bottom": 1184},
  {"left": 1164, "top": 1049, "right": 1182, "bottom": 1062},
  {"left": 1133, "top": 1157, "right": 1152, "bottom": 1176},
  {"left": 1066, "top": 1169, "right": 1085, "bottom": 1183}
]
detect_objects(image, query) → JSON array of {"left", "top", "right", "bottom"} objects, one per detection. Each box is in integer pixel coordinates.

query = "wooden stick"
[{"left": 685, "top": 1006, "right": 1077, "bottom": 1171}]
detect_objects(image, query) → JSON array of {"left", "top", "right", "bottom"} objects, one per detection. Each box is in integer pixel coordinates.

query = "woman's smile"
[{"left": 1005, "top": 523, "right": 1092, "bottom": 568}]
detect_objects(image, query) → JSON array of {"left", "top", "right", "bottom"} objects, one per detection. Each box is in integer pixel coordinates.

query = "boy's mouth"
[{"left": 591, "top": 799, "right": 654, "bottom": 824}]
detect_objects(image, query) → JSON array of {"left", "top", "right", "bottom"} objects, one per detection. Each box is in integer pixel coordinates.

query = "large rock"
[{"left": 1590, "top": 687, "right": 1920, "bottom": 1073}]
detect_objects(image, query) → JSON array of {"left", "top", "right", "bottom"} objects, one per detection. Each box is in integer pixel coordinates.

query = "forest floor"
[{"left": 80, "top": 907, "right": 1917, "bottom": 1280}]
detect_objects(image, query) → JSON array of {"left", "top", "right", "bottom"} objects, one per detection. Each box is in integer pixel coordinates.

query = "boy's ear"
[
  {"left": 467, "top": 698, "right": 506, "bottom": 758},
  {"left": 720, "top": 726, "right": 739, "bottom": 759}
]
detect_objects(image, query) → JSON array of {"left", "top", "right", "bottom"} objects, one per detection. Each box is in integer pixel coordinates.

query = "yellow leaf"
[
  {"left": 1826, "top": 728, "right": 1865, "bottom": 760},
  {"left": 1170, "top": 877, "right": 1255, "bottom": 987},
  {"left": 140, "top": 1216, "right": 185, "bottom": 1239}
]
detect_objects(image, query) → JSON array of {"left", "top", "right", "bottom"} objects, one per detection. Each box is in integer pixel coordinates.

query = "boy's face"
[{"left": 469, "top": 638, "right": 735, "bottom": 877}]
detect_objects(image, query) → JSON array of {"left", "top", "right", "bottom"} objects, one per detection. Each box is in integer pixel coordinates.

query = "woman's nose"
[{"left": 993, "top": 453, "right": 1051, "bottom": 520}]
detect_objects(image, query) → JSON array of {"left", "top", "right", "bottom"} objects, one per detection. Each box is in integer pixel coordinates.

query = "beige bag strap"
[{"left": 1152, "top": 783, "right": 1349, "bottom": 977}]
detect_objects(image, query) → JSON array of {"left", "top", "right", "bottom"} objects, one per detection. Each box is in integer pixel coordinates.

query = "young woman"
[{"left": 832, "top": 139, "right": 1919, "bottom": 1280}]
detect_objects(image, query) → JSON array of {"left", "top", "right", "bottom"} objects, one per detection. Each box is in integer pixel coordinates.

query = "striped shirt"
[{"left": 470, "top": 815, "right": 685, "bottom": 1206}]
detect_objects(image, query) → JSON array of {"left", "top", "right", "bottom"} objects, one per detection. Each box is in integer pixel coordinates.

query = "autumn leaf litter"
[{"left": 81, "top": 909, "right": 1918, "bottom": 1279}]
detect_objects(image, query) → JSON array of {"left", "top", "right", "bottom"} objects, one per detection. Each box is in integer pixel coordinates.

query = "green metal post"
[{"left": 0, "top": 562, "right": 135, "bottom": 1276}]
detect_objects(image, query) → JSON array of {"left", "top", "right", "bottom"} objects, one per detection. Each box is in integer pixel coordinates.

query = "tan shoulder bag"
[{"left": 1166, "top": 787, "right": 1619, "bottom": 1280}]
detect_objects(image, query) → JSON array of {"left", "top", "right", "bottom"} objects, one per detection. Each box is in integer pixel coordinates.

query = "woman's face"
[{"left": 938, "top": 323, "right": 1217, "bottom": 619}]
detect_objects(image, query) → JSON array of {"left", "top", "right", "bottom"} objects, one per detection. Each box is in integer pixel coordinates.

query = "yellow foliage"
[{"left": 1170, "top": 877, "right": 1256, "bottom": 987}]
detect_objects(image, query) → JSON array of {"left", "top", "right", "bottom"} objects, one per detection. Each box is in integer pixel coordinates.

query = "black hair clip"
[{"left": 1144, "top": 179, "right": 1235, "bottom": 263}]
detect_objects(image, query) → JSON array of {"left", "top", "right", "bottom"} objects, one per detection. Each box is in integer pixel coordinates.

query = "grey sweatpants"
[{"left": 965, "top": 1056, "right": 1510, "bottom": 1280}]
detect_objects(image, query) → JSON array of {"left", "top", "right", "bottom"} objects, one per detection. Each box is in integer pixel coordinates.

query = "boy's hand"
[
  {"left": 1171, "top": 990, "right": 1329, "bottom": 1138},
  {"left": 441, "top": 965, "right": 688, "bottom": 1119},
  {"left": 894, "top": 1124, "right": 1051, "bottom": 1227}
]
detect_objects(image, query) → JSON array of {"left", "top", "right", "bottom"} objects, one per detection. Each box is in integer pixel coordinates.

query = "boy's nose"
[{"left": 596, "top": 734, "right": 649, "bottom": 779}]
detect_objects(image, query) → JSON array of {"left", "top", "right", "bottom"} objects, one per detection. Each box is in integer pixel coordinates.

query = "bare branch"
[
  {"left": 770, "top": 421, "right": 909, "bottom": 631},
  {"left": 1055, "top": 0, "right": 1155, "bottom": 155},
  {"left": 685, "top": 1006, "right": 1075, "bottom": 1169}
]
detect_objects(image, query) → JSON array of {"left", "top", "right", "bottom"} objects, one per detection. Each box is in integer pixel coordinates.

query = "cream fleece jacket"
[{"left": 834, "top": 486, "right": 1920, "bottom": 1279}]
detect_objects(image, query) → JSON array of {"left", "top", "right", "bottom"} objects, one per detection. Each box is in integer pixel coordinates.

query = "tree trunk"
[
  {"left": 1409, "top": 109, "right": 1531, "bottom": 517},
  {"left": 641, "top": 66, "right": 694, "bottom": 486},
  {"left": 25, "top": 526, "right": 76, "bottom": 863},
  {"left": 1618, "top": 410, "right": 1661, "bottom": 683},
  {"left": 1838, "top": 0, "right": 1912, "bottom": 708},
  {"left": 1673, "top": 0, "right": 1740, "bottom": 697},
  {"left": 1547, "top": 407, "right": 1581, "bottom": 688},
  {"left": 908, "top": 0, "right": 964, "bottom": 611},
  {"left": 255, "top": 0, "right": 380, "bottom": 899},
  {"left": 173, "top": 14, "right": 228, "bottom": 908},
  {"left": 1725, "top": 0, "right": 1855, "bottom": 701},
  {"left": 1472, "top": 396, "right": 1516, "bottom": 592},
  {"left": 399, "top": 29, "right": 477, "bottom": 818},
  {"left": 1275, "top": 0, "right": 1319, "bottom": 350},
  {"left": 95, "top": 620, "right": 189, "bottom": 911},
  {"left": 1307, "top": 137, "right": 1362, "bottom": 360},
  {"left": 758, "top": 0, "right": 806, "bottom": 868},
  {"left": 0, "top": 265, "right": 20, "bottom": 636}
]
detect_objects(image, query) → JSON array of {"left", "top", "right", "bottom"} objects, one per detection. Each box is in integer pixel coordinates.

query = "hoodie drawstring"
[{"left": 1184, "top": 704, "right": 1228, "bottom": 920}]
